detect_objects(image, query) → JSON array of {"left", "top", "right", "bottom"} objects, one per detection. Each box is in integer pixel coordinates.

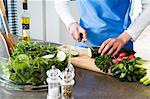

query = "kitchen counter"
[
  {"left": 0, "top": 67, "right": 150, "bottom": 99},
  {"left": 0, "top": 35, "right": 150, "bottom": 99}
]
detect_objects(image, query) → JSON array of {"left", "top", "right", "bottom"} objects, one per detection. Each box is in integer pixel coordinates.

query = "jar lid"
[
  {"left": 46, "top": 66, "right": 61, "bottom": 79},
  {"left": 60, "top": 67, "right": 75, "bottom": 83}
]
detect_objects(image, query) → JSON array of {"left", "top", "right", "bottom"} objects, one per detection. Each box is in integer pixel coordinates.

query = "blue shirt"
[{"left": 77, "top": 0, "right": 133, "bottom": 50}]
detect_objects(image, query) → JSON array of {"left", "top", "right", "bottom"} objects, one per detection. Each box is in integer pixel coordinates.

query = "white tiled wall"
[{"left": 16, "top": 0, "right": 45, "bottom": 40}]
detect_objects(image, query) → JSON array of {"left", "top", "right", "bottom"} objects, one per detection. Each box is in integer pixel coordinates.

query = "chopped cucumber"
[
  {"left": 88, "top": 47, "right": 99, "bottom": 58},
  {"left": 71, "top": 50, "right": 79, "bottom": 57},
  {"left": 42, "top": 54, "right": 55, "bottom": 59},
  {"left": 17, "top": 54, "right": 29, "bottom": 61},
  {"left": 57, "top": 51, "right": 66, "bottom": 62},
  {"left": 88, "top": 48, "right": 92, "bottom": 58}
]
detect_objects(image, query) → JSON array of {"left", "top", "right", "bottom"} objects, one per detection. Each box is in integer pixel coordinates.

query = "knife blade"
[{"left": 80, "top": 33, "right": 94, "bottom": 51}]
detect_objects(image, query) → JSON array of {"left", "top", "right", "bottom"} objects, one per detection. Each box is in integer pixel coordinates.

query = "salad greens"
[{"left": 6, "top": 41, "right": 69, "bottom": 85}]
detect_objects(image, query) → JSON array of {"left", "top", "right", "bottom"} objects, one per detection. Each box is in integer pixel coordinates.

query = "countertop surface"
[
  {"left": 0, "top": 36, "right": 150, "bottom": 99},
  {"left": 0, "top": 67, "right": 150, "bottom": 99}
]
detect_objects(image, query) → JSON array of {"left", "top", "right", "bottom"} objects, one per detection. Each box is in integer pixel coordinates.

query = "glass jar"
[{"left": 60, "top": 68, "right": 75, "bottom": 99}]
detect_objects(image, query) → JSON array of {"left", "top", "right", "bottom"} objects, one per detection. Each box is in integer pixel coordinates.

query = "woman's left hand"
[{"left": 98, "top": 32, "right": 132, "bottom": 56}]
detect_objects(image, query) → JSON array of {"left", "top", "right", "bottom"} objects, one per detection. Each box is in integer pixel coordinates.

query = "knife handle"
[{"left": 79, "top": 33, "right": 83, "bottom": 40}]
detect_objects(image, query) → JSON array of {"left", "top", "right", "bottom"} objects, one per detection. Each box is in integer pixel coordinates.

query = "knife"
[{"left": 80, "top": 33, "right": 94, "bottom": 51}]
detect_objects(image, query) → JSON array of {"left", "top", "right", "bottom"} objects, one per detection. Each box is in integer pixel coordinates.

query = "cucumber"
[
  {"left": 42, "top": 54, "right": 55, "bottom": 59},
  {"left": 57, "top": 51, "right": 66, "bottom": 62},
  {"left": 88, "top": 47, "right": 99, "bottom": 58},
  {"left": 17, "top": 54, "right": 29, "bottom": 62},
  {"left": 71, "top": 49, "right": 79, "bottom": 57}
]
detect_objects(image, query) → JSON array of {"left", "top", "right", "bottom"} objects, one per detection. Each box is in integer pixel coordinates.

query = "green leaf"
[
  {"left": 129, "top": 65, "right": 134, "bottom": 72},
  {"left": 127, "top": 75, "right": 132, "bottom": 82},
  {"left": 118, "top": 63, "right": 124, "bottom": 69},
  {"left": 113, "top": 71, "right": 121, "bottom": 76},
  {"left": 95, "top": 55, "right": 113, "bottom": 73},
  {"left": 128, "top": 59, "right": 135, "bottom": 63},
  {"left": 119, "top": 73, "right": 126, "bottom": 79}
]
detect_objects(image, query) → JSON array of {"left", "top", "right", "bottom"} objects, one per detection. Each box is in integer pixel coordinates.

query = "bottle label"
[
  {"left": 22, "top": 24, "right": 30, "bottom": 29},
  {"left": 22, "top": 29, "right": 29, "bottom": 37},
  {"left": 22, "top": 17, "right": 30, "bottom": 24},
  {"left": 22, "top": 17, "right": 30, "bottom": 37}
]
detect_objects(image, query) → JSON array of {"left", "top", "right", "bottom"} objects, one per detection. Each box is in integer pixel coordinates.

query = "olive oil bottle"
[{"left": 21, "top": 0, "right": 30, "bottom": 42}]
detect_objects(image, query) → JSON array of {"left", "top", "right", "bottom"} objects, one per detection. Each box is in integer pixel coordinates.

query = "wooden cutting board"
[{"left": 71, "top": 47, "right": 112, "bottom": 75}]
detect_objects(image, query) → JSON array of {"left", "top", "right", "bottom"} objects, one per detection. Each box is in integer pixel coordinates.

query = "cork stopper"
[
  {"left": 22, "top": 0, "right": 28, "bottom": 10},
  {"left": 22, "top": 0, "right": 27, "bottom": 3}
]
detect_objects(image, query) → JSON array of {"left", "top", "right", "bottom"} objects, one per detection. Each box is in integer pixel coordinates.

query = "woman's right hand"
[{"left": 69, "top": 22, "right": 87, "bottom": 42}]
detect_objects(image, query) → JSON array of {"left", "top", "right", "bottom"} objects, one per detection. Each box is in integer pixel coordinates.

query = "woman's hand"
[
  {"left": 98, "top": 32, "right": 132, "bottom": 56},
  {"left": 69, "top": 22, "right": 87, "bottom": 42}
]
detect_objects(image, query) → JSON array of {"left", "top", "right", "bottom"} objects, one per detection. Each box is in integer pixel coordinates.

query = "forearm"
[
  {"left": 54, "top": 0, "right": 77, "bottom": 28},
  {"left": 125, "top": 0, "right": 150, "bottom": 41}
]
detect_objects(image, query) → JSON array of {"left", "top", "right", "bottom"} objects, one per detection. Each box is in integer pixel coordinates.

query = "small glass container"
[
  {"left": 46, "top": 66, "right": 61, "bottom": 99},
  {"left": 60, "top": 68, "right": 75, "bottom": 99},
  {"left": 61, "top": 81, "right": 75, "bottom": 99}
]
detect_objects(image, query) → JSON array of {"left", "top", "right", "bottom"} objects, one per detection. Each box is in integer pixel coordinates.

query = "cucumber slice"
[
  {"left": 88, "top": 48, "right": 92, "bottom": 58},
  {"left": 57, "top": 51, "right": 66, "bottom": 62},
  {"left": 17, "top": 54, "right": 29, "bottom": 62},
  {"left": 88, "top": 47, "right": 99, "bottom": 58},
  {"left": 42, "top": 54, "right": 55, "bottom": 59},
  {"left": 71, "top": 50, "right": 79, "bottom": 57}
]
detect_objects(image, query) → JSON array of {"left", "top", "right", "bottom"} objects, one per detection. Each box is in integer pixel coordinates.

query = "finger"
[
  {"left": 77, "top": 26, "right": 86, "bottom": 41},
  {"left": 71, "top": 33, "right": 76, "bottom": 40},
  {"left": 72, "top": 32, "right": 79, "bottom": 41},
  {"left": 101, "top": 45, "right": 110, "bottom": 56},
  {"left": 98, "top": 38, "right": 111, "bottom": 53},
  {"left": 101, "top": 40, "right": 115, "bottom": 56},
  {"left": 112, "top": 45, "right": 122, "bottom": 57},
  {"left": 100, "top": 39, "right": 115, "bottom": 56},
  {"left": 107, "top": 44, "right": 117, "bottom": 55},
  {"left": 74, "top": 30, "right": 80, "bottom": 41},
  {"left": 81, "top": 29, "right": 87, "bottom": 41}
]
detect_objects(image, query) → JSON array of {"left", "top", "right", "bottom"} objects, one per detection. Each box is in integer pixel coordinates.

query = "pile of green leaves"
[
  {"left": 94, "top": 48, "right": 135, "bottom": 73},
  {"left": 6, "top": 41, "right": 69, "bottom": 85},
  {"left": 95, "top": 55, "right": 113, "bottom": 73},
  {"left": 93, "top": 48, "right": 146, "bottom": 82},
  {"left": 111, "top": 57, "right": 146, "bottom": 82}
]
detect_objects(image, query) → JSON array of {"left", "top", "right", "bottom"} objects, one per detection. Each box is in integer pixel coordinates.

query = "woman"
[{"left": 55, "top": 0, "right": 150, "bottom": 56}]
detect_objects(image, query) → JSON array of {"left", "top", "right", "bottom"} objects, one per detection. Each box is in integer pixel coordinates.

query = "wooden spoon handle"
[
  {"left": 0, "top": 0, "right": 6, "bottom": 16},
  {"left": 0, "top": 0, "right": 16, "bottom": 53},
  {"left": 0, "top": 1, "right": 11, "bottom": 34},
  {"left": 0, "top": 29, "right": 10, "bottom": 57}
]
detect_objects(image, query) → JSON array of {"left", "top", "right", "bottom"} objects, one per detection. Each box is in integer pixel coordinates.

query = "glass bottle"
[{"left": 21, "top": 0, "right": 30, "bottom": 42}]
